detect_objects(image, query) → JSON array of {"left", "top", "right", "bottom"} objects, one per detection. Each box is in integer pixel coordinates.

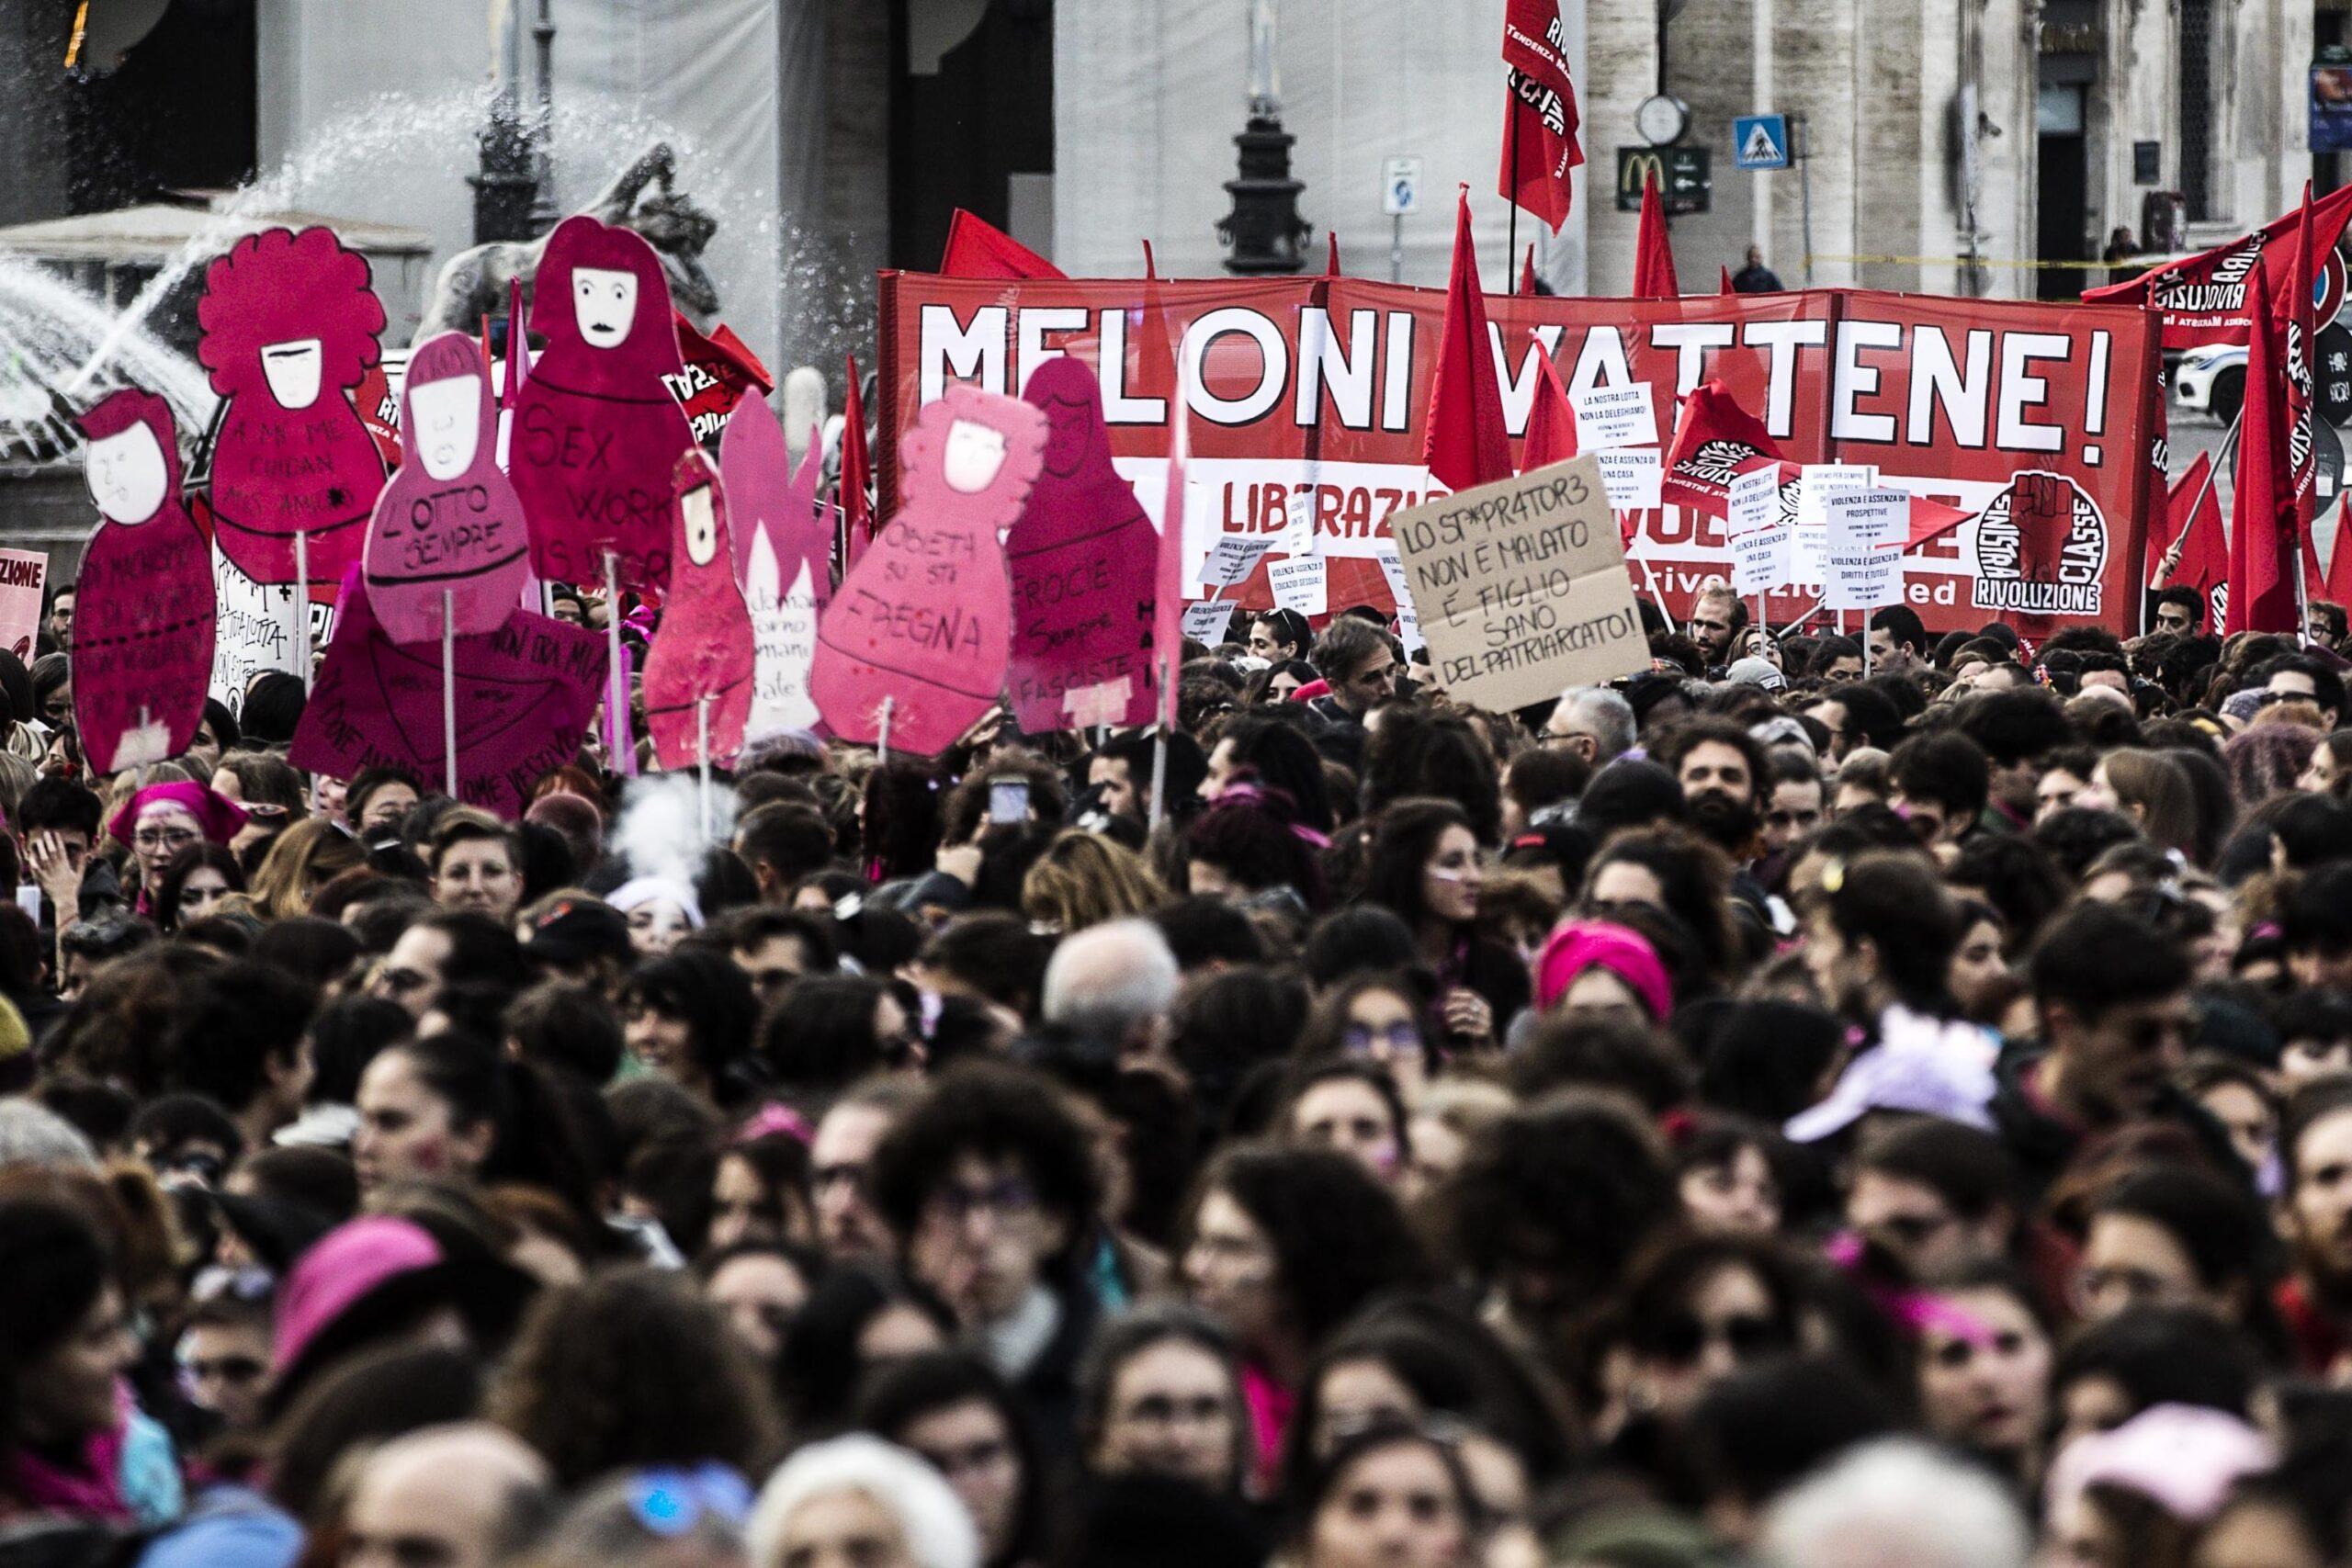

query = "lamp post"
[
  {"left": 1216, "top": 0, "right": 1312, "bottom": 274},
  {"left": 526, "top": 0, "right": 560, "bottom": 232},
  {"left": 469, "top": 1, "right": 539, "bottom": 243}
]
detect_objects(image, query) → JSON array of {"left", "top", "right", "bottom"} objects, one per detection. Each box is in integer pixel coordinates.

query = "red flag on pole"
[
  {"left": 1520, "top": 245, "right": 1537, "bottom": 296},
  {"left": 1633, "top": 175, "right": 1678, "bottom": 299},
  {"left": 1497, "top": 0, "right": 1581, "bottom": 231},
  {"left": 840, "top": 354, "right": 873, "bottom": 563},
  {"left": 2283, "top": 184, "right": 2320, "bottom": 589},
  {"left": 2085, "top": 184, "right": 2352, "bottom": 348},
  {"left": 2324, "top": 496, "right": 2352, "bottom": 606},
  {"left": 2148, "top": 453, "right": 2214, "bottom": 581},
  {"left": 2227, "top": 265, "right": 2298, "bottom": 633},
  {"left": 938, "top": 209, "right": 1066, "bottom": 280},
  {"left": 1521, "top": 346, "right": 1577, "bottom": 472},
  {"left": 1423, "top": 189, "right": 1513, "bottom": 492},
  {"left": 1660, "top": 380, "right": 1781, "bottom": 514},
  {"left": 1719, "top": 265, "right": 1734, "bottom": 295},
  {"left": 1327, "top": 233, "right": 1343, "bottom": 276}
]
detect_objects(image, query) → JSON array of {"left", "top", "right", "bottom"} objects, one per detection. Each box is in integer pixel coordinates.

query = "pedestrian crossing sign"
[{"left": 1735, "top": 115, "right": 1790, "bottom": 170}]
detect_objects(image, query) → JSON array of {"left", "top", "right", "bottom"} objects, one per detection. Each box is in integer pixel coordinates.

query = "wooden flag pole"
[{"left": 441, "top": 591, "right": 458, "bottom": 800}]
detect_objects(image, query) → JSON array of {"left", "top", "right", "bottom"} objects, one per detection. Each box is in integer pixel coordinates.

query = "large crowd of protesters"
[{"left": 7, "top": 572, "right": 2352, "bottom": 1568}]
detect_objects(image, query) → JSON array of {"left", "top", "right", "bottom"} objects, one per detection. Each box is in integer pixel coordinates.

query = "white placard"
[
  {"left": 1268, "top": 553, "right": 1329, "bottom": 616},
  {"left": 1796, "top": 464, "right": 1872, "bottom": 581},
  {"left": 1182, "top": 600, "right": 1240, "bottom": 645},
  {"left": 1725, "top": 466, "right": 1789, "bottom": 597},
  {"left": 1198, "top": 534, "right": 1277, "bottom": 591},
  {"left": 1278, "top": 487, "right": 1317, "bottom": 558},
  {"left": 1824, "top": 488, "right": 1906, "bottom": 611},
  {"left": 1594, "top": 448, "right": 1664, "bottom": 510},
  {"left": 1569, "top": 383, "right": 1659, "bottom": 452},
  {"left": 1396, "top": 598, "right": 1425, "bottom": 654}
]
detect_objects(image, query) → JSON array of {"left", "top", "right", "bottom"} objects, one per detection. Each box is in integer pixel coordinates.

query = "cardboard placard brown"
[{"left": 1387, "top": 457, "right": 1647, "bottom": 713}]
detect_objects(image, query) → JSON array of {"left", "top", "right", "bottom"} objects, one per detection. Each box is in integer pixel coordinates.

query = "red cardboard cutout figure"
[
  {"left": 643, "top": 450, "right": 754, "bottom": 769},
  {"left": 810, "top": 383, "right": 1047, "bottom": 756},
  {"left": 363, "top": 332, "right": 532, "bottom": 645},
  {"left": 507, "top": 217, "right": 695, "bottom": 595},
  {"left": 719, "top": 399, "right": 831, "bottom": 738},
  {"left": 1004, "top": 357, "right": 1159, "bottom": 731},
  {"left": 196, "top": 227, "right": 390, "bottom": 587},
  {"left": 73, "top": 389, "right": 216, "bottom": 771}
]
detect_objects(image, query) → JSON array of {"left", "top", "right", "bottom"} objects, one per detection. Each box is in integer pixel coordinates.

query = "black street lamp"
[
  {"left": 469, "top": 0, "right": 556, "bottom": 245},
  {"left": 1217, "top": 0, "right": 1312, "bottom": 274}
]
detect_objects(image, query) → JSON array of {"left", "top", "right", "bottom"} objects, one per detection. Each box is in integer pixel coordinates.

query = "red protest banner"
[{"left": 876, "top": 274, "right": 2158, "bottom": 636}]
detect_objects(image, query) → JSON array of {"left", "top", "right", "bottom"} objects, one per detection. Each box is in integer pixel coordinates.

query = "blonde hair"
[
  {"left": 1021, "top": 830, "right": 1168, "bottom": 932},
  {"left": 247, "top": 817, "right": 364, "bottom": 919}
]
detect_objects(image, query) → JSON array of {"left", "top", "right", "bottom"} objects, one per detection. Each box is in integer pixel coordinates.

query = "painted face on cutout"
[
  {"left": 681, "top": 482, "right": 719, "bottom": 567},
  {"left": 408, "top": 374, "right": 482, "bottom": 481},
  {"left": 85, "top": 423, "right": 170, "bottom": 524},
  {"left": 944, "top": 422, "right": 1010, "bottom": 494},
  {"left": 260, "top": 339, "right": 324, "bottom": 410},
  {"left": 572, "top": 267, "right": 639, "bottom": 349}
]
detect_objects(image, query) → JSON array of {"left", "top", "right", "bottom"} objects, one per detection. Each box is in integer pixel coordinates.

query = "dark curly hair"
[
  {"left": 1182, "top": 787, "right": 1328, "bottom": 908},
  {"left": 1361, "top": 710, "right": 1504, "bottom": 844},
  {"left": 866, "top": 1062, "right": 1102, "bottom": 1269},
  {"left": 1182, "top": 1143, "right": 1428, "bottom": 1350},
  {"left": 486, "top": 1266, "right": 780, "bottom": 1488},
  {"left": 1444, "top": 1089, "right": 1675, "bottom": 1318}
]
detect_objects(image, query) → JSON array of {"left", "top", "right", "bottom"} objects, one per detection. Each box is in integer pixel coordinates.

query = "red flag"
[
  {"left": 1520, "top": 346, "right": 1577, "bottom": 472},
  {"left": 670, "top": 314, "right": 775, "bottom": 443},
  {"left": 2161, "top": 458, "right": 2228, "bottom": 613},
  {"left": 1633, "top": 175, "right": 1678, "bottom": 299},
  {"left": 1520, "top": 245, "right": 1537, "bottom": 297},
  {"left": 840, "top": 353, "right": 873, "bottom": 557},
  {"left": 1327, "top": 232, "right": 1343, "bottom": 277},
  {"left": 1498, "top": 0, "right": 1581, "bottom": 231},
  {"left": 1719, "top": 265, "right": 1734, "bottom": 295},
  {"left": 2228, "top": 265, "right": 2298, "bottom": 633},
  {"left": 1142, "top": 240, "right": 1158, "bottom": 281},
  {"left": 1422, "top": 189, "right": 1512, "bottom": 492},
  {"left": 2085, "top": 183, "right": 2352, "bottom": 348},
  {"left": 2148, "top": 452, "right": 2214, "bottom": 581},
  {"left": 2283, "top": 185, "right": 2320, "bottom": 574},
  {"left": 1902, "top": 495, "right": 1974, "bottom": 552},
  {"left": 938, "top": 209, "right": 1066, "bottom": 280},
  {"left": 502, "top": 276, "right": 528, "bottom": 411},
  {"left": 2325, "top": 496, "right": 2352, "bottom": 606},
  {"left": 1660, "top": 381, "right": 1782, "bottom": 514}
]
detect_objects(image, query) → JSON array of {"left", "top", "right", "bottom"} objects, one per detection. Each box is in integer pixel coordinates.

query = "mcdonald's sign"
[{"left": 1615, "top": 146, "right": 1711, "bottom": 214}]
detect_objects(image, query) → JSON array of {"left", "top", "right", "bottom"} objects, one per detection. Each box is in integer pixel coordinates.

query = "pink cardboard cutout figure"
[
  {"left": 73, "top": 389, "right": 216, "bottom": 772},
  {"left": 196, "top": 227, "right": 390, "bottom": 587},
  {"left": 1005, "top": 357, "right": 1160, "bottom": 732},
  {"left": 719, "top": 399, "right": 830, "bottom": 737},
  {"left": 507, "top": 217, "right": 695, "bottom": 595},
  {"left": 810, "top": 383, "right": 1048, "bottom": 756},
  {"left": 363, "top": 331, "right": 532, "bottom": 645},
  {"left": 288, "top": 581, "right": 607, "bottom": 820},
  {"left": 642, "top": 450, "right": 754, "bottom": 769}
]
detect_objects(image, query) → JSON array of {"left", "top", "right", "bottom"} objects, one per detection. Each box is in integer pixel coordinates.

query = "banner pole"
[
  {"left": 441, "top": 591, "right": 458, "bottom": 801},
  {"left": 877, "top": 695, "right": 892, "bottom": 767},
  {"left": 1505, "top": 104, "right": 1521, "bottom": 286},
  {"left": 603, "top": 551, "right": 624, "bottom": 772},
  {"left": 293, "top": 529, "right": 311, "bottom": 694},
  {"left": 1147, "top": 646, "right": 1174, "bottom": 834},
  {"left": 2148, "top": 407, "right": 2241, "bottom": 620},
  {"left": 697, "top": 694, "right": 713, "bottom": 841}
]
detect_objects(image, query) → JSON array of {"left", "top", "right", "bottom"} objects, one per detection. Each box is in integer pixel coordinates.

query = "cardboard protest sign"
[
  {"left": 879, "top": 276, "right": 2158, "bottom": 635},
  {"left": 810, "top": 383, "right": 1047, "bottom": 756},
  {"left": 1004, "top": 358, "right": 1159, "bottom": 732},
  {"left": 1388, "top": 457, "right": 1647, "bottom": 713},
  {"left": 363, "top": 332, "right": 532, "bottom": 645},
  {"left": 73, "top": 389, "right": 214, "bottom": 771},
  {"left": 196, "top": 227, "right": 390, "bottom": 588},
  {"left": 642, "top": 451, "right": 754, "bottom": 769},
  {"left": 0, "top": 550, "right": 45, "bottom": 664},
  {"left": 1823, "top": 487, "right": 1907, "bottom": 611},
  {"left": 719, "top": 399, "right": 831, "bottom": 739},
  {"left": 289, "top": 584, "right": 606, "bottom": 819},
  {"left": 508, "top": 217, "right": 696, "bottom": 593}
]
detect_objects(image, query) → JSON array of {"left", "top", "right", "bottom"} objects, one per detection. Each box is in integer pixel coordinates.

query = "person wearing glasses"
[
  {"left": 105, "top": 779, "right": 249, "bottom": 908},
  {"left": 2252, "top": 654, "right": 2346, "bottom": 731},
  {"left": 867, "top": 1062, "right": 1105, "bottom": 1452}
]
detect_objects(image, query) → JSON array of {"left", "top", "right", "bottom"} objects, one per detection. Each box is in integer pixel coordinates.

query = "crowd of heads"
[{"left": 5, "top": 572, "right": 2352, "bottom": 1568}]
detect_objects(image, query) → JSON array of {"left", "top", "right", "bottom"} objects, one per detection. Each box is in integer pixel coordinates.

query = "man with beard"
[
  {"left": 1686, "top": 580, "right": 1747, "bottom": 672},
  {"left": 1887, "top": 731, "right": 1991, "bottom": 854},
  {"left": 1656, "top": 719, "right": 1769, "bottom": 863},
  {"left": 1990, "top": 901, "right": 2199, "bottom": 1193},
  {"left": 2276, "top": 1080, "right": 2352, "bottom": 1372}
]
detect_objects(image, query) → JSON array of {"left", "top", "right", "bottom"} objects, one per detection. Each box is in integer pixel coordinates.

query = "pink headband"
[
  {"left": 1534, "top": 919, "right": 1674, "bottom": 1021},
  {"left": 107, "top": 781, "right": 250, "bottom": 849}
]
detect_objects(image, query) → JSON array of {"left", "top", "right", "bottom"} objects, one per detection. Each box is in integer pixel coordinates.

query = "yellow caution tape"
[{"left": 1807, "top": 254, "right": 2141, "bottom": 272}]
